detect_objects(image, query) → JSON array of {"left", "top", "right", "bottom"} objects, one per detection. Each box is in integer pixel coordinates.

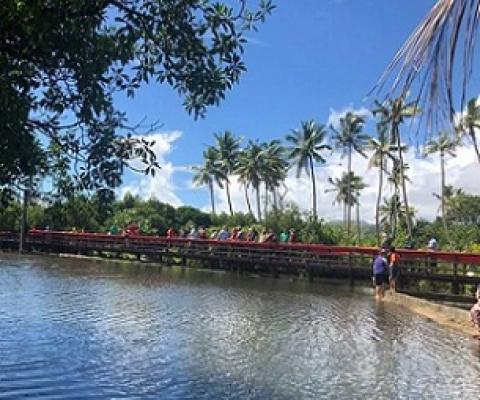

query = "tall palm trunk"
[
  {"left": 440, "top": 150, "right": 450, "bottom": 242},
  {"left": 309, "top": 155, "right": 317, "bottom": 220},
  {"left": 263, "top": 182, "right": 269, "bottom": 218},
  {"left": 209, "top": 180, "right": 216, "bottom": 216},
  {"left": 19, "top": 180, "right": 30, "bottom": 253},
  {"left": 375, "top": 157, "right": 384, "bottom": 246},
  {"left": 391, "top": 194, "right": 398, "bottom": 239},
  {"left": 346, "top": 144, "right": 352, "bottom": 236},
  {"left": 469, "top": 128, "right": 480, "bottom": 164},
  {"left": 255, "top": 184, "right": 262, "bottom": 221},
  {"left": 272, "top": 189, "right": 278, "bottom": 214},
  {"left": 395, "top": 128, "right": 413, "bottom": 238},
  {"left": 244, "top": 184, "right": 253, "bottom": 217},
  {"left": 225, "top": 180, "right": 234, "bottom": 216},
  {"left": 356, "top": 200, "right": 361, "bottom": 245}
]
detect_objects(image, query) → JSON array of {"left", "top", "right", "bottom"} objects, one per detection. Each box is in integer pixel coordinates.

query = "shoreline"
[{"left": 384, "top": 292, "right": 479, "bottom": 339}]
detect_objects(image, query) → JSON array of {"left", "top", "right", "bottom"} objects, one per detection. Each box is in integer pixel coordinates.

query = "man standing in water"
[
  {"left": 372, "top": 249, "right": 389, "bottom": 300},
  {"left": 388, "top": 246, "right": 400, "bottom": 293}
]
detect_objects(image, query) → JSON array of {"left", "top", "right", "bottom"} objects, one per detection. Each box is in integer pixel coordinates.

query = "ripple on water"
[{"left": 0, "top": 256, "right": 479, "bottom": 399}]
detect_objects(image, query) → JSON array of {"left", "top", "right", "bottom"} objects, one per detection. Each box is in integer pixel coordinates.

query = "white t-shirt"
[{"left": 427, "top": 238, "right": 438, "bottom": 250}]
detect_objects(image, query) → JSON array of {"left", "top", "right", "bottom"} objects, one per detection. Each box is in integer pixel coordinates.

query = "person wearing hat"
[
  {"left": 372, "top": 249, "right": 389, "bottom": 299},
  {"left": 470, "top": 284, "right": 480, "bottom": 338}
]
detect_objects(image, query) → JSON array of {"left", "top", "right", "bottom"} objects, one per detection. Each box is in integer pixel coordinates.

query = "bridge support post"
[
  {"left": 452, "top": 263, "right": 459, "bottom": 295},
  {"left": 348, "top": 253, "right": 354, "bottom": 286},
  {"left": 397, "top": 269, "right": 403, "bottom": 292},
  {"left": 271, "top": 264, "right": 278, "bottom": 278},
  {"left": 307, "top": 264, "right": 313, "bottom": 282}
]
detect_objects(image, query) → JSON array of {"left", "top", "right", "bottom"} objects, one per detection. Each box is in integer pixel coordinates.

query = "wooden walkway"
[{"left": 1, "top": 230, "right": 479, "bottom": 302}]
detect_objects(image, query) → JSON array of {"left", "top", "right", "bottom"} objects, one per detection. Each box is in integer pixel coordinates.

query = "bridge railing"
[{"left": 1, "top": 230, "right": 480, "bottom": 282}]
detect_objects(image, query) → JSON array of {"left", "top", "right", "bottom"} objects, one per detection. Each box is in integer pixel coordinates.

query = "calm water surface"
[{"left": 0, "top": 254, "right": 479, "bottom": 399}]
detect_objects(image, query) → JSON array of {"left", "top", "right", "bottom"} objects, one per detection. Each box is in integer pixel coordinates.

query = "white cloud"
[
  {"left": 117, "top": 129, "right": 479, "bottom": 225},
  {"left": 327, "top": 106, "right": 372, "bottom": 130},
  {"left": 118, "top": 131, "right": 184, "bottom": 206}
]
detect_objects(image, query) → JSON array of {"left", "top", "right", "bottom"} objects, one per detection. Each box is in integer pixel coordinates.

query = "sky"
[{"left": 115, "top": 0, "right": 480, "bottom": 223}]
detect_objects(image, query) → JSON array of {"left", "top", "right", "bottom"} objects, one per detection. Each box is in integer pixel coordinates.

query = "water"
[{"left": 0, "top": 254, "right": 479, "bottom": 399}]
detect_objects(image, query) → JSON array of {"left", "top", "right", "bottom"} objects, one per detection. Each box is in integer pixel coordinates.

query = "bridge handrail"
[{"left": 1, "top": 230, "right": 480, "bottom": 265}]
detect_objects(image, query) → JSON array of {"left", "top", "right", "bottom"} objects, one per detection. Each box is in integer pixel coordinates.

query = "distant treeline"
[{"left": 1, "top": 191, "right": 480, "bottom": 252}]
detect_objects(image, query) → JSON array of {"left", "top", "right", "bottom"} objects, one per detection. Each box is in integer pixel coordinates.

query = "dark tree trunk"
[
  {"left": 19, "top": 179, "right": 30, "bottom": 253},
  {"left": 470, "top": 128, "right": 480, "bottom": 164},
  {"left": 440, "top": 151, "right": 450, "bottom": 242},
  {"left": 209, "top": 181, "right": 216, "bottom": 216},
  {"left": 347, "top": 144, "right": 352, "bottom": 236},
  {"left": 255, "top": 184, "right": 262, "bottom": 221},
  {"left": 375, "top": 158, "right": 384, "bottom": 246},
  {"left": 396, "top": 129, "right": 413, "bottom": 238},
  {"left": 309, "top": 156, "right": 317, "bottom": 220},
  {"left": 226, "top": 181, "right": 234, "bottom": 216},
  {"left": 244, "top": 185, "right": 253, "bottom": 218}
]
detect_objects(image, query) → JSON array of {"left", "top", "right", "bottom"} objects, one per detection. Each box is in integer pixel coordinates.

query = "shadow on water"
[{"left": 0, "top": 254, "right": 479, "bottom": 399}]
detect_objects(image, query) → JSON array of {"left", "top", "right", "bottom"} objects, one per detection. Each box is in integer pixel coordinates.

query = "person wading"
[{"left": 372, "top": 249, "right": 389, "bottom": 300}]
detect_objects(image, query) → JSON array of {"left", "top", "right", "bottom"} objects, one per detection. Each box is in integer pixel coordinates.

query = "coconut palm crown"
[
  {"left": 456, "top": 97, "right": 480, "bottom": 164},
  {"left": 214, "top": 131, "right": 241, "bottom": 216},
  {"left": 192, "top": 146, "right": 225, "bottom": 216},
  {"left": 286, "top": 120, "right": 331, "bottom": 220},
  {"left": 331, "top": 112, "right": 369, "bottom": 236},
  {"left": 424, "top": 132, "right": 459, "bottom": 241}
]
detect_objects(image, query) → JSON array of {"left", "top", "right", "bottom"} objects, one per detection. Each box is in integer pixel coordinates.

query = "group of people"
[
  {"left": 372, "top": 246, "right": 400, "bottom": 300},
  {"left": 372, "top": 243, "right": 480, "bottom": 338},
  {"left": 372, "top": 237, "right": 440, "bottom": 300},
  {"left": 166, "top": 226, "right": 297, "bottom": 244}
]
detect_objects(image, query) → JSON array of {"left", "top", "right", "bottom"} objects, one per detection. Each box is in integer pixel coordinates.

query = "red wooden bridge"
[{"left": 1, "top": 230, "right": 479, "bottom": 302}]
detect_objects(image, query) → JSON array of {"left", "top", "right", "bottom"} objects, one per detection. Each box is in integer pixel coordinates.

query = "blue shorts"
[{"left": 374, "top": 273, "right": 388, "bottom": 286}]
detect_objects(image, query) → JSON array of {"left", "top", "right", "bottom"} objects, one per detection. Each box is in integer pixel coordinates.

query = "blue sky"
[{"left": 115, "top": 1, "right": 480, "bottom": 221}]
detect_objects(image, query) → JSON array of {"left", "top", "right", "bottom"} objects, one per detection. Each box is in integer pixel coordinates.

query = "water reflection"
[{"left": 0, "top": 254, "right": 479, "bottom": 399}]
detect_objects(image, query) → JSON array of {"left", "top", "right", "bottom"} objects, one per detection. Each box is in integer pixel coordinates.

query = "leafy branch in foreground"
[{"left": 0, "top": 0, "right": 274, "bottom": 198}]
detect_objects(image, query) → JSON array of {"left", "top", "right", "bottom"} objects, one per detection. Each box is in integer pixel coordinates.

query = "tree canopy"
[{"left": 0, "top": 0, "right": 274, "bottom": 199}]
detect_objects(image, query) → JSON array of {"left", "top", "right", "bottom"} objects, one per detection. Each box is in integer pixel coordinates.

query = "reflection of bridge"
[{"left": 1, "top": 230, "right": 479, "bottom": 302}]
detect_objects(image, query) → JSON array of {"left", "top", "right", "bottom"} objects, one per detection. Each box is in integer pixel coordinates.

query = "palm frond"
[{"left": 375, "top": 0, "right": 480, "bottom": 129}]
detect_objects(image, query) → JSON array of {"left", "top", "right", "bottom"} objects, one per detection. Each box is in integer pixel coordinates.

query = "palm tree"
[
  {"left": 235, "top": 150, "right": 254, "bottom": 218},
  {"left": 326, "top": 172, "right": 366, "bottom": 242},
  {"left": 326, "top": 175, "right": 348, "bottom": 225},
  {"left": 235, "top": 141, "right": 264, "bottom": 220},
  {"left": 367, "top": 122, "right": 397, "bottom": 245},
  {"left": 214, "top": 131, "right": 241, "bottom": 216},
  {"left": 374, "top": 96, "right": 419, "bottom": 239},
  {"left": 384, "top": 158, "right": 414, "bottom": 238},
  {"left": 380, "top": 194, "right": 402, "bottom": 239},
  {"left": 351, "top": 174, "right": 367, "bottom": 244},
  {"left": 331, "top": 112, "right": 369, "bottom": 236},
  {"left": 456, "top": 97, "right": 480, "bottom": 164},
  {"left": 287, "top": 120, "right": 331, "bottom": 220},
  {"left": 376, "top": 1, "right": 479, "bottom": 126},
  {"left": 424, "top": 132, "right": 458, "bottom": 241},
  {"left": 261, "top": 140, "right": 288, "bottom": 215},
  {"left": 192, "top": 147, "right": 224, "bottom": 216},
  {"left": 433, "top": 185, "right": 464, "bottom": 224}
]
